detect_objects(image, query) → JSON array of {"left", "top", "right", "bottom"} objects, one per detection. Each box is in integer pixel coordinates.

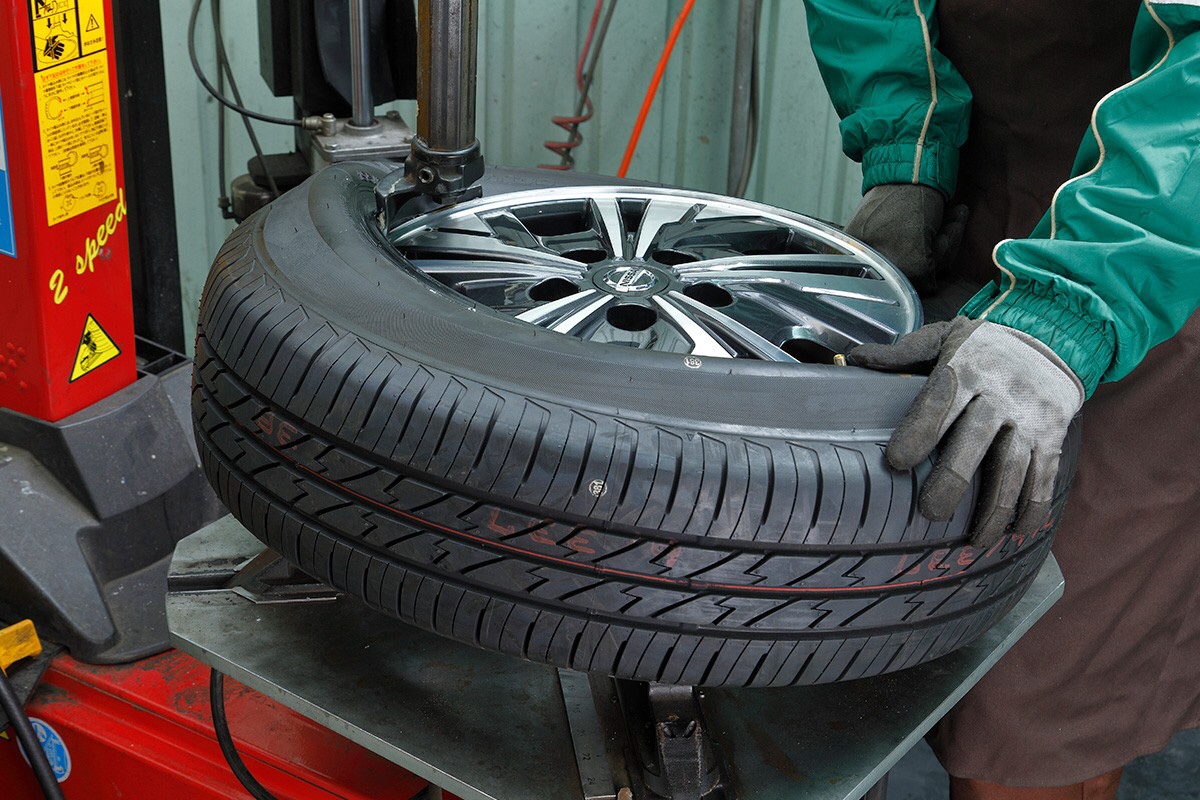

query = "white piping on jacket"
[
  {"left": 979, "top": 0, "right": 1177, "bottom": 320},
  {"left": 911, "top": 0, "right": 939, "bottom": 184}
]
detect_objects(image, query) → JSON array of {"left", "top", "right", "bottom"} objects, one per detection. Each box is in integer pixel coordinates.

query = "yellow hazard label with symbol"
[
  {"left": 30, "top": 0, "right": 81, "bottom": 69},
  {"left": 78, "top": 0, "right": 106, "bottom": 55},
  {"left": 70, "top": 314, "right": 121, "bottom": 382},
  {"left": 29, "top": 0, "right": 117, "bottom": 225}
]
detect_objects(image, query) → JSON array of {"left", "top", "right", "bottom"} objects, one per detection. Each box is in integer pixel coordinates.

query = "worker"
[{"left": 800, "top": 1, "right": 1200, "bottom": 797}]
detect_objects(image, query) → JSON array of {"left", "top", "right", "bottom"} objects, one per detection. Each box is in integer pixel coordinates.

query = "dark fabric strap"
[{"left": 933, "top": 0, "right": 1140, "bottom": 287}]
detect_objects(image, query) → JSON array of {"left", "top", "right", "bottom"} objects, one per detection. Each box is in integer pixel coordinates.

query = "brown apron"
[{"left": 922, "top": 0, "right": 1200, "bottom": 785}]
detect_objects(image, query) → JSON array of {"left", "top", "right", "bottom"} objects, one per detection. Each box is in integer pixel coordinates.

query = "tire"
[{"left": 193, "top": 163, "right": 1077, "bottom": 687}]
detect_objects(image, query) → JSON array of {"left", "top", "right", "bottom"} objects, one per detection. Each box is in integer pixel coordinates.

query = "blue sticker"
[
  {"left": 0, "top": 87, "right": 14, "bottom": 259},
  {"left": 25, "top": 718, "right": 72, "bottom": 782}
]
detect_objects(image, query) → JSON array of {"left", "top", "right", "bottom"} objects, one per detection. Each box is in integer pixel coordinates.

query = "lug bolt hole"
[
  {"left": 652, "top": 249, "right": 699, "bottom": 266},
  {"left": 561, "top": 248, "right": 608, "bottom": 264},
  {"left": 683, "top": 282, "right": 733, "bottom": 308},
  {"left": 607, "top": 304, "right": 658, "bottom": 332},
  {"left": 528, "top": 278, "right": 580, "bottom": 302},
  {"left": 780, "top": 338, "right": 839, "bottom": 364}
]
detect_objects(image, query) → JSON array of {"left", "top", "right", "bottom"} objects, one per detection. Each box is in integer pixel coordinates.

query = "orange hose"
[{"left": 616, "top": 0, "right": 696, "bottom": 178}]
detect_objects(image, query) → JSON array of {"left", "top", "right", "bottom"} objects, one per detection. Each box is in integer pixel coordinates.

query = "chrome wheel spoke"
[
  {"left": 590, "top": 197, "right": 628, "bottom": 259},
  {"left": 547, "top": 293, "right": 615, "bottom": 334},
  {"left": 688, "top": 269, "right": 898, "bottom": 305},
  {"left": 662, "top": 291, "right": 792, "bottom": 361},
  {"left": 410, "top": 259, "right": 586, "bottom": 281},
  {"left": 651, "top": 296, "right": 735, "bottom": 357},
  {"left": 401, "top": 229, "right": 589, "bottom": 272},
  {"left": 739, "top": 284, "right": 906, "bottom": 343},
  {"left": 515, "top": 289, "right": 602, "bottom": 326},
  {"left": 634, "top": 199, "right": 694, "bottom": 259},
  {"left": 673, "top": 253, "right": 865, "bottom": 274}
]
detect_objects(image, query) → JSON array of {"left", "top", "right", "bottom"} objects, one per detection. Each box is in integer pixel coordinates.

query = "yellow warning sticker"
[
  {"left": 30, "top": 0, "right": 116, "bottom": 225},
  {"left": 34, "top": 53, "right": 116, "bottom": 225},
  {"left": 77, "top": 0, "right": 106, "bottom": 56},
  {"left": 70, "top": 314, "right": 121, "bottom": 382}
]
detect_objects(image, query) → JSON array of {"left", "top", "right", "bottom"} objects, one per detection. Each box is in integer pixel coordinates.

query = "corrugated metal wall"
[{"left": 162, "top": 0, "right": 861, "bottom": 344}]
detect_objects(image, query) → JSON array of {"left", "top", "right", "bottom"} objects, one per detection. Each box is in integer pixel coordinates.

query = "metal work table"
[{"left": 167, "top": 516, "right": 1064, "bottom": 800}]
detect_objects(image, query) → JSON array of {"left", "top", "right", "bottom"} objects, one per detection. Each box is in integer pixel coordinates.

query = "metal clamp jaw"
[{"left": 375, "top": 138, "right": 485, "bottom": 234}]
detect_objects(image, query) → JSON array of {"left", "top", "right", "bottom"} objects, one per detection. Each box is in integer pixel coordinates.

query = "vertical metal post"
[
  {"left": 376, "top": 0, "right": 485, "bottom": 228},
  {"left": 349, "top": 0, "right": 374, "bottom": 128},
  {"left": 415, "top": 0, "right": 479, "bottom": 153},
  {"left": 376, "top": 0, "right": 483, "bottom": 228},
  {"left": 727, "top": 0, "right": 760, "bottom": 195}
]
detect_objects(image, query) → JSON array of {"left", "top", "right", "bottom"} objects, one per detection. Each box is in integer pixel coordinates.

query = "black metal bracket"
[
  {"left": 375, "top": 138, "right": 484, "bottom": 234},
  {"left": 615, "top": 680, "right": 734, "bottom": 800}
]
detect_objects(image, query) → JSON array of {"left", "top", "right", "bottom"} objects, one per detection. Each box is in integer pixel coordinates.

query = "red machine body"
[
  {"left": 0, "top": 0, "right": 136, "bottom": 421},
  {"left": 0, "top": 650, "right": 435, "bottom": 799}
]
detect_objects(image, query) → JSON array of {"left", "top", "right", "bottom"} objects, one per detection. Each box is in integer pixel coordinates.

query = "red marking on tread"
[
  {"left": 957, "top": 548, "right": 978, "bottom": 568},
  {"left": 661, "top": 546, "right": 682, "bottom": 569},
  {"left": 256, "top": 411, "right": 298, "bottom": 446},
  {"left": 927, "top": 549, "right": 950, "bottom": 572},
  {"left": 563, "top": 534, "right": 596, "bottom": 556},
  {"left": 290, "top": 459, "right": 956, "bottom": 594},
  {"left": 233, "top": 400, "right": 1036, "bottom": 597},
  {"left": 276, "top": 422, "right": 298, "bottom": 446},
  {"left": 648, "top": 541, "right": 683, "bottom": 570},
  {"left": 528, "top": 529, "right": 558, "bottom": 548},
  {"left": 485, "top": 508, "right": 517, "bottom": 536}
]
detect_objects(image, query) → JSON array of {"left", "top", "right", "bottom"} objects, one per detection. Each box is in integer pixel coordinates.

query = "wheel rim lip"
[{"left": 387, "top": 185, "right": 921, "bottom": 361}]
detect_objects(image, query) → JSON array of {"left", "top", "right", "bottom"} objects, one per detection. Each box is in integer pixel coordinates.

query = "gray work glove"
[
  {"left": 850, "top": 317, "right": 1084, "bottom": 547},
  {"left": 845, "top": 184, "right": 969, "bottom": 294}
]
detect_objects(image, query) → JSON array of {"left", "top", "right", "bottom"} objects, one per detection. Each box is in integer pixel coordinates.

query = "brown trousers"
[
  {"left": 951, "top": 768, "right": 1123, "bottom": 800},
  {"left": 921, "top": 0, "right": 1200, "bottom": 787}
]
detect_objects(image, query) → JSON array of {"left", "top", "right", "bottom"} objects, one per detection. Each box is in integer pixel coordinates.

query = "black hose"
[
  {"left": 209, "top": 669, "right": 279, "bottom": 800},
  {"left": 0, "top": 668, "right": 65, "bottom": 800},
  {"left": 213, "top": 0, "right": 230, "bottom": 216},
  {"left": 206, "top": 0, "right": 281, "bottom": 198},
  {"left": 188, "top": 0, "right": 301, "bottom": 129}
]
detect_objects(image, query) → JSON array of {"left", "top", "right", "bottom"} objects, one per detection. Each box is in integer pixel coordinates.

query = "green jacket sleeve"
[
  {"left": 802, "top": 0, "right": 972, "bottom": 196},
  {"left": 962, "top": 2, "right": 1200, "bottom": 396}
]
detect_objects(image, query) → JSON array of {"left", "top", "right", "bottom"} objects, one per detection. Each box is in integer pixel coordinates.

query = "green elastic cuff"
[
  {"left": 962, "top": 279, "right": 1116, "bottom": 397},
  {"left": 860, "top": 140, "right": 958, "bottom": 198}
]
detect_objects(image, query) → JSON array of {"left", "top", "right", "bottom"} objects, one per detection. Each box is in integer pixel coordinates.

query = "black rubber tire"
[{"left": 193, "top": 163, "right": 1077, "bottom": 687}]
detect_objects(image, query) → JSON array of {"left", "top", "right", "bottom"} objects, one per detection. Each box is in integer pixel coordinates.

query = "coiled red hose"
[{"left": 540, "top": 0, "right": 607, "bottom": 169}]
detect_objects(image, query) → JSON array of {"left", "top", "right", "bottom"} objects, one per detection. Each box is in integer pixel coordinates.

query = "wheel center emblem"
[{"left": 601, "top": 266, "right": 659, "bottom": 293}]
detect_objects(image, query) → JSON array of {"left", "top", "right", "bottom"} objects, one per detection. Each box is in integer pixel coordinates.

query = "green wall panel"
[{"left": 162, "top": 0, "right": 861, "bottom": 347}]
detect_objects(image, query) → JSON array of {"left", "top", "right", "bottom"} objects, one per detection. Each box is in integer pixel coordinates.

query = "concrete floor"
[{"left": 886, "top": 728, "right": 1200, "bottom": 799}]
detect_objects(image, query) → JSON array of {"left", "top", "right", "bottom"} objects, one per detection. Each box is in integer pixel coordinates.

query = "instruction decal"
[
  {"left": 29, "top": 0, "right": 116, "bottom": 225},
  {"left": 69, "top": 313, "right": 121, "bottom": 382},
  {"left": 0, "top": 90, "right": 14, "bottom": 258}
]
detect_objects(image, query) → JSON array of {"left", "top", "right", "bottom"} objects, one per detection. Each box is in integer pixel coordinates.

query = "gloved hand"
[
  {"left": 845, "top": 184, "right": 969, "bottom": 294},
  {"left": 849, "top": 317, "right": 1084, "bottom": 547}
]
